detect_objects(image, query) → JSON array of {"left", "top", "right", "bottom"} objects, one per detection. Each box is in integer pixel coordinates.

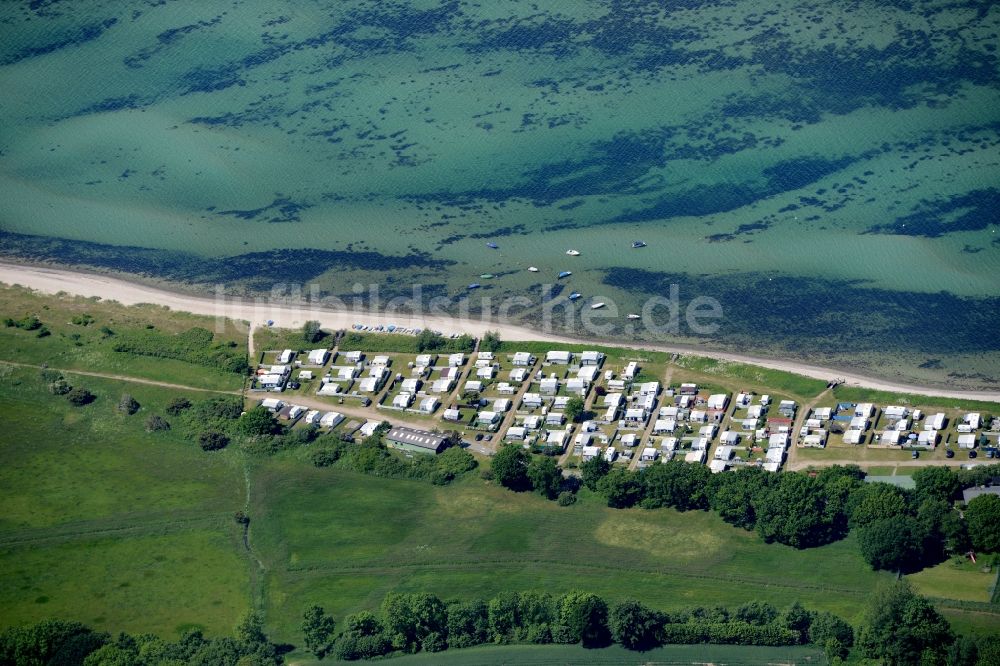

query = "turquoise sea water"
[{"left": 0, "top": 0, "right": 998, "bottom": 384}]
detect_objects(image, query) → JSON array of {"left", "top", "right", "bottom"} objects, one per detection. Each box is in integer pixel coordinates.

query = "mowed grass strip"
[
  {"left": 0, "top": 366, "right": 244, "bottom": 531},
  {"left": 0, "top": 526, "right": 249, "bottom": 638},
  {"left": 252, "top": 463, "right": 888, "bottom": 643}
]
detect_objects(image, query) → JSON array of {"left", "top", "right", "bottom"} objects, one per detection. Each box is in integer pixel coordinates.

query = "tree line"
[
  {"left": 0, "top": 610, "right": 283, "bottom": 666},
  {"left": 3, "top": 580, "right": 996, "bottom": 664},
  {"left": 303, "top": 580, "right": 996, "bottom": 664},
  {"left": 306, "top": 591, "right": 851, "bottom": 662}
]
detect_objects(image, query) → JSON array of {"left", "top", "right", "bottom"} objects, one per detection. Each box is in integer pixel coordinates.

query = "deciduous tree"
[
  {"left": 491, "top": 445, "right": 531, "bottom": 491},
  {"left": 966, "top": 494, "right": 1000, "bottom": 553},
  {"left": 301, "top": 605, "right": 336, "bottom": 658},
  {"left": 527, "top": 456, "right": 562, "bottom": 499}
]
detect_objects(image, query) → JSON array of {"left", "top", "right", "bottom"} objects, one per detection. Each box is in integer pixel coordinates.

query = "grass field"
[
  {"left": 251, "top": 459, "right": 892, "bottom": 646},
  {"left": 832, "top": 385, "right": 1000, "bottom": 413},
  {"left": 673, "top": 355, "right": 829, "bottom": 399},
  {"left": 1, "top": 286, "right": 1000, "bottom": 658},
  {"left": 0, "top": 364, "right": 251, "bottom": 638},
  {"left": 0, "top": 525, "right": 249, "bottom": 637},
  {"left": 910, "top": 558, "right": 998, "bottom": 603},
  {"left": 0, "top": 286, "right": 247, "bottom": 391}
]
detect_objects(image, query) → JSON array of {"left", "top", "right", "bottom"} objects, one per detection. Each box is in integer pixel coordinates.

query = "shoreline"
[{"left": 1, "top": 260, "right": 998, "bottom": 403}]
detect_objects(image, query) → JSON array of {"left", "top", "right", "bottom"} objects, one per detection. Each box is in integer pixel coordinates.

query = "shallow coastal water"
[{"left": 0, "top": 0, "right": 998, "bottom": 385}]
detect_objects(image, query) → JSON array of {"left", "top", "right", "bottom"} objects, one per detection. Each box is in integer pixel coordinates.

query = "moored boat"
[
  {"left": 591, "top": 302, "right": 606, "bottom": 310},
  {"left": 480, "top": 274, "right": 495, "bottom": 279},
  {"left": 486, "top": 242, "right": 499, "bottom": 249},
  {"left": 468, "top": 283, "right": 480, "bottom": 289},
  {"left": 631, "top": 240, "right": 646, "bottom": 248},
  {"left": 627, "top": 313, "right": 640, "bottom": 320},
  {"left": 569, "top": 292, "right": 582, "bottom": 301},
  {"left": 566, "top": 249, "right": 580, "bottom": 256},
  {"left": 558, "top": 271, "right": 572, "bottom": 279},
  {"left": 527, "top": 266, "right": 539, "bottom": 272}
]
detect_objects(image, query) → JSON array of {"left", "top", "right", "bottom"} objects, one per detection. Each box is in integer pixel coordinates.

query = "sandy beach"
[{"left": 1, "top": 261, "right": 998, "bottom": 403}]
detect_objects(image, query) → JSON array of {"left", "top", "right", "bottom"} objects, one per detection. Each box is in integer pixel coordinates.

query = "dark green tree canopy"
[
  {"left": 491, "top": 445, "right": 531, "bottom": 492},
  {"left": 966, "top": 494, "right": 1000, "bottom": 553}
]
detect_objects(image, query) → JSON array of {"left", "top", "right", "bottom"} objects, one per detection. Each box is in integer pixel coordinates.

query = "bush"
[
  {"left": 48, "top": 379, "right": 71, "bottom": 395},
  {"left": 311, "top": 447, "right": 343, "bottom": 467},
  {"left": 165, "top": 397, "right": 192, "bottom": 416},
  {"left": 145, "top": 415, "right": 170, "bottom": 432},
  {"left": 117, "top": 394, "right": 140, "bottom": 415},
  {"left": 557, "top": 492, "right": 577, "bottom": 506},
  {"left": 66, "top": 388, "right": 95, "bottom": 406},
  {"left": 237, "top": 406, "right": 283, "bottom": 438},
  {"left": 4, "top": 314, "right": 42, "bottom": 330},
  {"left": 302, "top": 320, "right": 324, "bottom": 343},
  {"left": 194, "top": 396, "right": 243, "bottom": 420},
  {"left": 198, "top": 430, "right": 230, "bottom": 451}
]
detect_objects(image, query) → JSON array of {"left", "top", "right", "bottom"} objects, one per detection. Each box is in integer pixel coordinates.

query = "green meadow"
[
  {"left": 1, "top": 288, "right": 999, "bottom": 662},
  {"left": 0, "top": 285, "right": 247, "bottom": 391}
]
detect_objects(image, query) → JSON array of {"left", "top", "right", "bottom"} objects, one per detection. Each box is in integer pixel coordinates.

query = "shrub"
[
  {"left": 237, "top": 406, "right": 283, "bottom": 438},
  {"left": 117, "top": 394, "right": 140, "bottom": 415},
  {"left": 66, "top": 388, "right": 95, "bottom": 406},
  {"left": 48, "top": 379, "right": 71, "bottom": 395},
  {"left": 302, "top": 320, "right": 325, "bottom": 343},
  {"left": 145, "top": 415, "right": 170, "bottom": 432},
  {"left": 4, "top": 314, "right": 42, "bottom": 330},
  {"left": 198, "top": 430, "right": 229, "bottom": 451},
  {"left": 557, "top": 492, "right": 577, "bottom": 506},
  {"left": 165, "top": 397, "right": 192, "bottom": 416},
  {"left": 311, "top": 447, "right": 342, "bottom": 467}
]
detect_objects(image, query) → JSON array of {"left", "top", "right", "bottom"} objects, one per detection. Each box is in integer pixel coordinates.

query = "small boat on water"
[
  {"left": 569, "top": 292, "right": 582, "bottom": 301},
  {"left": 631, "top": 240, "right": 647, "bottom": 248},
  {"left": 566, "top": 249, "right": 580, "bottom": 256},
  {"left": 591, "top": 302, "right": 606, "bottom": 310},
  {"left": 468, "top": 283, "right": 481, "bottom": 289},
  {"left": 479, "top": 274, "right": 495, "bottom": 279},
  {"left": 558, "top": 271, "right": 572, "bottom": 279},
  {"left": 627, "top": 313, "right": 640, "bottom": 320},
  {"left": 527, "top": 266, "right": 539, "bottom": 272},
  {"left": 486, "top": 242, "right": 499, "bottom": 249}
]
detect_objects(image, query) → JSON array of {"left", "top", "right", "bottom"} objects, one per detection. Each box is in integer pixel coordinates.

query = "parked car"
[
  {"left": 288, "top": 382, "right": 300, "bottom": 390},
  {"left": 945, "top": 448, "right": 955, "bottom": 458},
  {"left": 969, "top": 450, "right": 978, "bottom": 459},
  {"left": 911, "top": 450, "right": 919, "bottom": 459}
]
